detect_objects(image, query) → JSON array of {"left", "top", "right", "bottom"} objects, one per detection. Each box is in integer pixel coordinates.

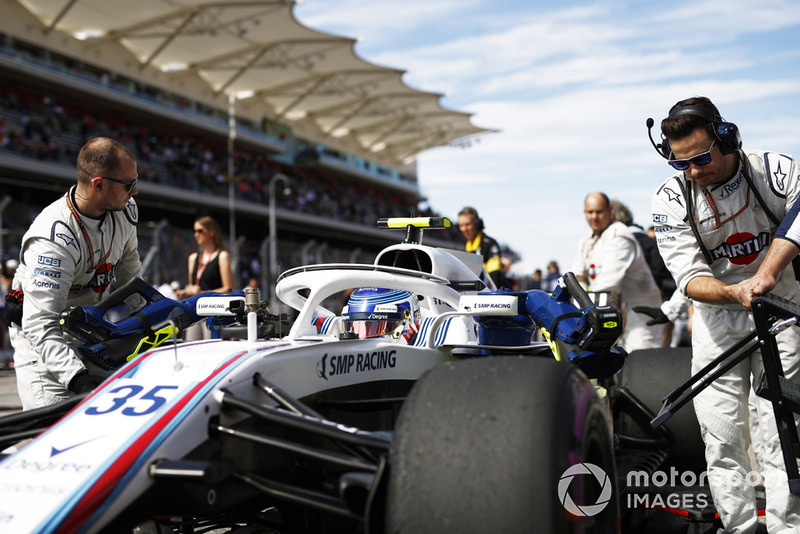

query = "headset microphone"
[{"left": 646, "top": 118, "right": 669, "bottom": 160}]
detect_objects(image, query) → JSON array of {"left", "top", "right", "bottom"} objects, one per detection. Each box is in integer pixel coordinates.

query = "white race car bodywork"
[
  {"left": 1, "top": 338, "right": 452, "bottom": 533},
  {"left": 0, "top": 241, "right": 491, "bottom": 533}
]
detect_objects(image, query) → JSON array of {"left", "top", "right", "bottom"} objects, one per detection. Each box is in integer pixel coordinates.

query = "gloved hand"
[
  {"left": 632, "top": 306, "right": 670, "bottom": 326},
  {"left": 4, "top": 289, "right": 23, "bottom": 326},
  {"left": 67, "top": 371, "right": 104, "bottom": 394}
]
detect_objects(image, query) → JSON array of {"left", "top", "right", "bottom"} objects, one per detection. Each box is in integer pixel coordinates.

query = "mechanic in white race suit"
[
  {"left": 7, "top": 137, "right": 142, "bottom": 409},
  {"left": 571, "top": 191, "right": 663, "bottom": 352},
  {"left": 650, "top": 96, "right": 800, "bottom": 533},
  {"left": 738, "top": 198, "right": 800, "bottom": 307}
]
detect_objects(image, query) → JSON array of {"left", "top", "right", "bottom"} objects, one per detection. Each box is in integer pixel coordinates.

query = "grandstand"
[{"left": 0, "top": 1, "right": 491, "bottom": 297}]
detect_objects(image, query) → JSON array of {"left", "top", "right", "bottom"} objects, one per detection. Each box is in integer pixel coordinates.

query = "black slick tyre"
[
  {"left": 616, "top": 347, "right": 705, "bottom": 474},
  {"left": 386, "top": 356, "right": 618, "bottom": 534}
]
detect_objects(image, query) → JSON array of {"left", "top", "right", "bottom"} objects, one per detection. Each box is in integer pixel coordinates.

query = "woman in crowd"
[{"left": 176, "top": 216, "right": 234, "bottom": 340}]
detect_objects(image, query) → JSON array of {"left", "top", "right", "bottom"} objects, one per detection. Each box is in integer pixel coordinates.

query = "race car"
[{"left": 0, "top": 216, "right": 716, "bottom": 533}]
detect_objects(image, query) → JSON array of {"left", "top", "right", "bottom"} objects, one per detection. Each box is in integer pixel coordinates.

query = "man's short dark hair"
[
  {"left": 77, "top": 137, "right": 135, "bottom": 185},
  {"left": 661, "top": 96, "right": 722, "bottom": 142}
]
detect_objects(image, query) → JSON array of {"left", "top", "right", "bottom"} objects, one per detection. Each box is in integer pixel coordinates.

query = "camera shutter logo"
[{"left": 558, "top": 462, "right": 612, "bottom": 516}]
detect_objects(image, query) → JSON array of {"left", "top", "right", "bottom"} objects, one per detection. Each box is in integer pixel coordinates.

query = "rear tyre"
[
  {"left": 387, "top": 357, "right": 618, "bottom": 533},
  {"left": 616, "top": 347, "right": 705, "bottom": 474}
]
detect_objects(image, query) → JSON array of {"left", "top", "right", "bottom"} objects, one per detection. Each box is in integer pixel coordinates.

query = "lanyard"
[
  {"left": 66, "top": 190, "right": 116, "bottom": 274},
  {"left": 195, "top": 250, "right": 218, "bottom": 285},
  {"left": 684, "top": 152, "right": 773, "bottom": 264}
]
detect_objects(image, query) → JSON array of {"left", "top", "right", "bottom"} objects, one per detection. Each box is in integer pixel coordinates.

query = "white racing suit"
[
  {"left": 9, "top": 187, "right": 141, "bottom": 409},
  {"left": 652, "top": 149, "right": 800, "bottom": 533},
  {"left": 571, "top": 220, "right": 663, "bottom": 351},
  {"left": 776, "top": 192, "right": 800, "bottom": 246}
]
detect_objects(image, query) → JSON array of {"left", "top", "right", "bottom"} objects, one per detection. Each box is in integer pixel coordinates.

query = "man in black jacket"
[{"left": 457, "top": 206, "right": 505, "bottom": 288}]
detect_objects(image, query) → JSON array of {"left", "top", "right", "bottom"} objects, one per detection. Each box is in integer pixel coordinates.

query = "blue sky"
[{"left": 294, "top": 0, "right": 800, "bottom": 276}]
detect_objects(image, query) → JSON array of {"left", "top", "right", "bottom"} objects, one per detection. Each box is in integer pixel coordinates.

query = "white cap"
[{"left": 5, "top": 259, "right": 18, "bottom": 271}]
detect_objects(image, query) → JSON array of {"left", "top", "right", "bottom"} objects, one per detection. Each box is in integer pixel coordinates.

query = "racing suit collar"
[
  {"left": 704, "top": 155, "right": 744, "bottom": 195},
  {"left": 69, "top": 186, "right": 106, "bottom": 222},
  {"left": 465, "top": 233, "right": 483, "bottom": 253}
]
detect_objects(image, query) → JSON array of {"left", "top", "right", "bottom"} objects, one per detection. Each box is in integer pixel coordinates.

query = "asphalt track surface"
[{"left": 0, "top": 365, "right": 21, "bottom": 414}]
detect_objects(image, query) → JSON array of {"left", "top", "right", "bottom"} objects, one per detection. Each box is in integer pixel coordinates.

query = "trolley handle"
[
  {"left": 563, "top": 272, "right": 594, "bottom": 310},
  {"left": 94, "top": 277, "right": 164, "bottom": 313}
]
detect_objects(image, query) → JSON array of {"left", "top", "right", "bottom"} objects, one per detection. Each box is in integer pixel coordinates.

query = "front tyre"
[{"left": 387, "top": 357, "right": 619, "bottom": 534}]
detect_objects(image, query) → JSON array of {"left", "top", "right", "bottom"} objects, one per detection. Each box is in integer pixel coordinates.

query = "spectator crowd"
[{"left": 0, "top": 85, "right": 457, "bottom": 234}]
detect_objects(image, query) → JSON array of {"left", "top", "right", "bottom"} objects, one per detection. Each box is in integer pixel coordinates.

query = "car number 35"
[{"left": 85, "top": 385, "right": 180, "bottom": 417}]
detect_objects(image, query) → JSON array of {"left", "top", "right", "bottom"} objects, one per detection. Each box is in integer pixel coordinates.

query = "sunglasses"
[
  {"left": 667, "top": 139, "right": 716, "bottom": 171},
  {"left": 101, "top": 176, "right": 138, "bottom": 192},
  {"left": 193, "top": 228, "right": 205, "bottom": 234}
]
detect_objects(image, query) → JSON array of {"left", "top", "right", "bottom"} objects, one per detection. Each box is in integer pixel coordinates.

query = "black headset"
[
  {"left": 646, "top": 104, "right": 742, "bottom": 160},
  {"left": 647, "top": 105, "right": 752, "bottom": 267}
]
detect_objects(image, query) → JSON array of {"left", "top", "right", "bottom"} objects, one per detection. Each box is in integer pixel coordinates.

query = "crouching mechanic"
[
  {"left": 649, "top": 96, "right": 800, "bottom": 533},
  {"left": 342, "top": 287, "right": 421, "bottom": 343},
  {"left": 7, "top": 137, "right": 142, "bottom": 409}
]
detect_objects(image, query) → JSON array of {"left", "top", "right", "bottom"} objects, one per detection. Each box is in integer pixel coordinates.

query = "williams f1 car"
[{"left": 1, "top": 216, "right": 771, "bottom": 534}]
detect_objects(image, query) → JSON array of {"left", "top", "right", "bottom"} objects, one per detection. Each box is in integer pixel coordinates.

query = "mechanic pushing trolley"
[{"left": 648, "top": 96, "right": 800, "bottom": 533}]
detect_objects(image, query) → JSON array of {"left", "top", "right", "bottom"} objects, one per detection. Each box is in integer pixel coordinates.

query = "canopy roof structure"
[{"left": 15, "top": 0, "right": 492, "bottom": 164}]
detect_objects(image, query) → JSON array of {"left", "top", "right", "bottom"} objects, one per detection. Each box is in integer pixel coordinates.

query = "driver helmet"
[{"left": 342, "top": 287, "right": 420, "bottom": 339}]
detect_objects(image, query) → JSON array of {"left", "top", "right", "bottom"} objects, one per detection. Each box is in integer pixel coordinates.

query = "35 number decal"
[{"left": 85, "top": 385, "right": 179, "bottom": 416}]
